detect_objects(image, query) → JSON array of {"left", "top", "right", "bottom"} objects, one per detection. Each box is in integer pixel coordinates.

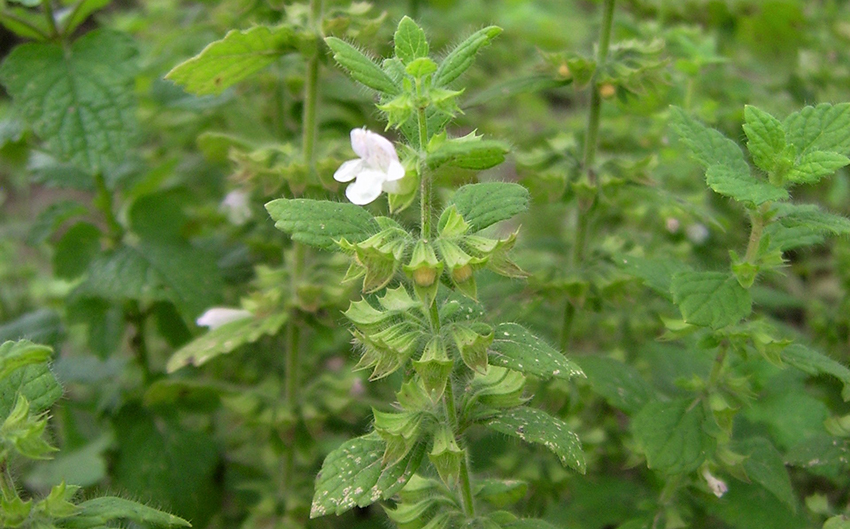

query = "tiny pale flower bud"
[
  {"left": 558, "top": 63, "right": 570, "bottom": 78},
  {"left": 334, "top": 128, "right": 405, "bottom": 205},
  {"left": 687, "top": 223, "right": 710, "bottom": 245},
  {"left": 702, "top": 468, "right": 728, "bottom": 498},
  {"left": 196, "top": 307, "right": 252, "bottom": 329},
  {"left": 220, "top": 190, "right": 251, "bottom": 225}
]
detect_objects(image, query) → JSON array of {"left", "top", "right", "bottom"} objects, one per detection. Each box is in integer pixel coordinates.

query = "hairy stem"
[
  {"left": 744, "top": 203, "right": 770, "bottom": 265},
  {"left": 418, "top": 107, "right": 432, "bottom": 240},
  {"left": 560, "top": 0, "right": 616, "bottom": 352}
]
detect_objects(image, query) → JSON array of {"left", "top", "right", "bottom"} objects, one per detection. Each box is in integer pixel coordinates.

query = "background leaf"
[
  {"left": 434, "top": 26, "right": 502, "bottom": 87},
  {"left": 0, "top": 29, "right": 138, "bottom": 173},
  {"left": 632, "top": 398, "right": 715, "bottom": 474},
  {"left": 166, "top": 26, "right": 296, "bottom": 95}
]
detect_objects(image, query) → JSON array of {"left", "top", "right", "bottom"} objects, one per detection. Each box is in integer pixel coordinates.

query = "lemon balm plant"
[{"left": 266, "top": 17, "right": 586, "bottom": 528}]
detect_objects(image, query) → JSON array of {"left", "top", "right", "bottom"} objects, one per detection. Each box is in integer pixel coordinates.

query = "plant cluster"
[{"left": 1, "top": 0, "right": 850, "bottom": 528}]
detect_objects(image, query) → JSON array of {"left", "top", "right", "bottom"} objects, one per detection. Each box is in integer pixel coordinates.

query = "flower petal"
[
  {"left": 196, "top": 307, "right": 252, "bottom": 329},
  {"left": 334, "top": 159, "right": 363, "bottom": 182},
  {"left": 351, "top": 127, "right": 399, "bottom": 168},
  {"left": 345, "top": 172, "right": 385, "bottom": 205},
  {"left": 386, "top": 160, "right": 405, "bottom": 181}
]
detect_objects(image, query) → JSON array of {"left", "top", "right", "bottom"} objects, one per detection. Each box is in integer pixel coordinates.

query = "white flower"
[
  {"left": 220, "top": 190, "right": 251, "bottom": 225},
  {"left": 334, "top": 128, "right": 405, "bottom": 205},
  {"left": 196, "top": 307, "right": 252, "bottom": 329},
  {"left": 702, "top": 468, "right": 728, "bottom": 498}
]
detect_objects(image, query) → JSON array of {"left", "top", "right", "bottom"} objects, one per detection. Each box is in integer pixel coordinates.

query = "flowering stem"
[
  {"left": 418, "top": 107, "right": 432, "bottom": 240},
  {"left": 93, "top": 173, "right": 123, "bottom": 247},
  {"left": 560, "top": 0, "right": 616, "bottom": 352},
  {"left": 744, "top": 203, "right": 770, "bottom": 265}
]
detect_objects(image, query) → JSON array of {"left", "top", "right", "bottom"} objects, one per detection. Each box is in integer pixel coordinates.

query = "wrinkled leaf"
[
  {"left": 488, "top": 323, "right": 584, "bottom": 381},
  {"left": 671, "top": 271, "right": 752, "bottom": 329},
  {"left": 265, "top": 198, "right": 380, "bottom": 250},
  {"left": 446, "top": 182, "right": 529, "bottom": 232}
]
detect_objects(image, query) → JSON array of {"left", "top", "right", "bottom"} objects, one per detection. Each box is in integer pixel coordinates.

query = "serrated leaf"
[
  {"left": 632, "top": 398, "right": 715, "bottom": 474},
  {"left": 311, "top": 434, "right": 424, "bottom": 518},
  {"left": 446, "top": 183, "right": 529, "bottom": 232},
  {"left": 737, "top": 437, "right": 795, "bottom": 510},
  {"left": 265, "top": 198, "right": 379, "bottom": 250},
  {"left": 73, "top": 242, "right": 222, "bottom": 319},
  {"left": 166, "top": 26, "right": 295, "bottom": 96},
  {"left": 0, "top": 340, "right": 52, "bottom": 382},
  {"left": 763, "top": 223, "right": 825, "bottom": 252},
  {"left": 394, "top": 16, "right": 429, "bottom": 64},
  {"left": 704, "top": 164, "right": 788, "bottom": 205},
  {"left": 325, "top": 37, "right": 400, "bottom": 94},
  {"left": 484, "top": 407, "right": 585, "bottom": 473},
  {"left": 784, "top": 103, "right": 850, "bottom": 155},
  {"left": 65, "top": 497, "right": 191, "bottom": 528},
  {"left": 782, "top": 343, "right": 850, "bottom": 401},
  {"left": 0, "top": 363, "right": 62, "bottom": 418},
  {"left": 0, "top": 29, "right": 138, "bottom": 173},
  {"left": 669, "top": 106, "right": 748, "bottom": 173},
  {"left": 671, "top": 271, "right": 752, "bottom": 329},
  {"left": 166, "top": 311, "right": 288, "bottom": 372},
  {"left": 786, "top": 150, "right": 850, "bottom": 185},
  {"left": 743, "top": 105, "right": 785, "bottom": 173},
  {"left": 574, "top": 356, "right": 653, "bottom": 414},
  {"left": 434, "top": 26, "right": 501, "bottom": 87},
  {"left": 426, "top": 139, "right": 508, "bottom": 170},
  {"left": 488, "top": 323, "right": 584, "bottom": 381},
  {"left": 773, "top": 202, "right": 850, "bottom": 236}
]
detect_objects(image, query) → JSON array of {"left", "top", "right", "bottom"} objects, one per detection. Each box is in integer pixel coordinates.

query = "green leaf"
[
  {"left": 166, "top": 311, "right": 288, "bottom": 372},
  {"left": 784, "top": 102, "right": 850, "bottom": 155},
  {"left": 73, "top": 242, "right": 222, "bottom": 319},
  {"left": 484, "top": 407, "right": 585, "bottom": 473},
  {"left": 128, "top": 189, "right": 189, "bottom": 243},
  {"left": 53, "top": 222, "right": 101, "bottom": 280},
  {"left": 325, "top": 37, "right": 400, "bottom": 94},
  {"left": 27, "top": 200, "right": 88, "bottom": 245},
  {"left": 773, "top": 202, "right": 850, "bottom": 236},
  {"left": 632, "top": 398, "right": 715, "bottom": 474},
  {"left": 503, "top": 520, "right": 561, "bottom": 529},
  {"left": 25, "top": 434, "right": 111, "bottom": 489},
  {"left": 0, "top": 29, "right": 138, "bottom": 173},
  {"left": 670, "top": 271, "right": 752, "bottom": 329},
  {"left": 786, "top": 150, "right": 850, "bottom": 185},
  {"left": 394, "top": 16, "right": 429, "bottom": 64},
  {"left": 574, "top": 356, "right": 653, "bottom": 414},
  {"left": 669, "top": 106, "right": 748, "bottom": 173},
  {"left": 446, "top": 183, "right": 529, "bottom": 232},
  {"left": 737, "top": 437, "right": 795, "bottom": 510},
  {"left": 434, "top": 26, "right": 502, "bottom": 87},
  {"left": 165, "top": 26, "right": 295, "bottom": 96},
  {"left": 0, "top": 340, "right": 52, "bottom": 382},
  {"left": 426, "top": 138, "right": 508, "bottom": 170},
  {"left": 743, "top": 105, "right": 786, "bottom": 173},
  {"left": 66, "top": 497, "right": 191, "bottom": 528},
  {"left": 704, "top": 164, "right": 788, "bottom": 205},
  {"left": 488, "top": 323, "right": 584, "bottom": 381},
  {"left": 781, "top": 343, "right": 850, "bottom": 401},
  {"left": 265, "top": 198, "right": 379, "bottom": 250},
  {"left": 465, "top": 74, "right": 571, "bottom": 108},
  {"left": 475, "top": 479, "right": 528, "bottom": 508},
  {"left": 311, "top": 434, "right": 424, "bottom": 518},
  {"left": 0, "top": 362, "right": 62, "bottom": 418}
]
